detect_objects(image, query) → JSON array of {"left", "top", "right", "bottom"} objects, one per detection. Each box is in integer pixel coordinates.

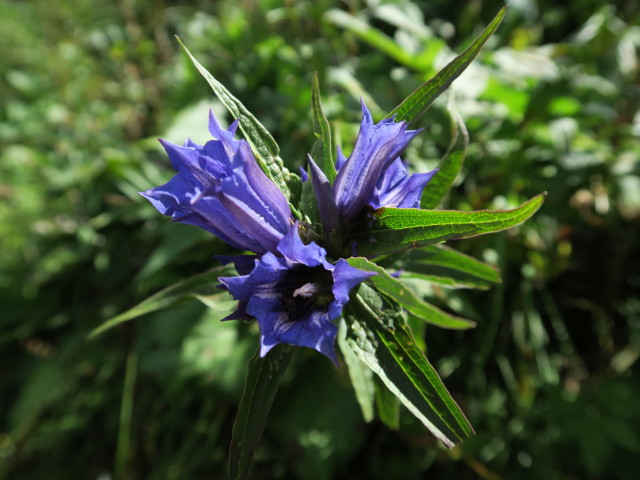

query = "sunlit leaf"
[
  {"left": 388, "top": 5, "right": 507, "bottom": 126},
  {"left": 344, "top": 284, "right": 474, "bottom": 447},
  {"left": 381, "top": 245, "right": 500, "bottom": 290},
  {"left": 350, "top": 193, "right": 546, "bottom": 257},
  {"left": 347, "top": 257, "right": 475, "bottom": 329},
  {"left": 310, "top": 72, "right": 337, "bottom": 182}
]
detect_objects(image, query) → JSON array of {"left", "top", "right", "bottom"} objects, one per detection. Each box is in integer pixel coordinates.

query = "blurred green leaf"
[
  {"left": 325, "top": 9, "right": 433, "bottom": 71},
  {"left": 89, "top": 266, "right": 234, "bottom": 338},
  {"left": 421, "top": 96, "right": 468, "bottom": 209}
]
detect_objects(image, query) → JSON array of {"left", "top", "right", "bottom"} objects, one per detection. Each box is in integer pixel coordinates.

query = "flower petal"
[
  {"left": 255, "top": 301, "right": 339, "bottom": 364},
  {"left": 372, "top": 159, "right": 438, "bottom": 209},
  {"left": 141, "top": 112, "right": 292, "bottom": 254},
  {"left": 276, "top": 223, "right": 331, "bottom": 269},
  {"left": 332, "top": 100, "right": 419, "bottom": 221},
  {"left": 328, "top": 259, "right": 376, "bottom": 319}
]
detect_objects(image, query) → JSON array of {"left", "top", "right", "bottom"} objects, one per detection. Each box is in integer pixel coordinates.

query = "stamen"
[{"left": 293, "top": 282, "right": 321, "bottom": 298}]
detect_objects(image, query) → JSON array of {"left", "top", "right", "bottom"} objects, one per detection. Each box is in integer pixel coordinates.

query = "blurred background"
[{"left": 1, "top": 0, "right": 639, "bottom": 478}]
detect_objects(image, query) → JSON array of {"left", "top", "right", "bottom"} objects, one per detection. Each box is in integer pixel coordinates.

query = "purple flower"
[
  {"left": 140, "top": 112, "right": 292, "bottom": 254},
  {"left": 219, "top": 224, "right": 375, "bottom": 363},
  {"left": 309, "top": 100, "right": 437, "bottom": 227}
]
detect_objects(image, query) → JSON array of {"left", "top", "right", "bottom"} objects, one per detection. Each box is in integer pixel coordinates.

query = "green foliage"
[
  {"left": 343, "top": 284, "right": 474, "bottom": 447},
  {"left": 229, "top": 346, "right": 294, "bottom": 480},
  {"left": 350, "top": 194, "right": 545, "bottom": 256},
  {"left": 2, "top": 0, "right": 639, "bottom": 479}
]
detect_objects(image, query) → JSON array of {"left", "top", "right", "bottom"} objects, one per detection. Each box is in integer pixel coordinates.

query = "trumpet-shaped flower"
[
  {"left": 220, "top": 225, "right": 375, "bottom": 363},
  {"left": 309, "top": 101, "right": 437, "bottom": 229},
  {"left": 141, "top": 112, "right": 292, "bottom": 254}
]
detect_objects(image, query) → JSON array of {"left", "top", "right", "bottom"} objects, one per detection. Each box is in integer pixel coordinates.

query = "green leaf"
[
  {"left": 325, "top": 9, "right": 435, "bottom": 72},
  {"left": 300, "top": 168, "right": 321, "bottom": 225},
  {"left": 387, "top": 5, "right": 507, "bottom": 126},
  {"left": 347, "top": 257, "right": 475, "bottom": 329},
  {"left": 381, "top": 245, "right": 501, "bottom": 290},
  {"left": 229, "top": 345, "right": 294, "bottom": 480},
  {"left": 350, "top": 193, "right": 546, "bottom": 257},
  {"left": 344, "top": 284, "right": 473, "bottom": 446},
  {"left": 310, "top": 72, "right": 337, "bottom": 183},
  {"left": 374, "top": 376, "right": 400, "bottom": 430},
  {"left": 421, "top": 96, "right": 468, "bottom": 209},
  {"left": 338, "top": 319, "right": 375, "bottom": 422},
  {"left": 175, "top": 37, "right": 301, "bottom": 212},
  {"left": 88, "top": 266, "right": 234, "bottom": 338}
]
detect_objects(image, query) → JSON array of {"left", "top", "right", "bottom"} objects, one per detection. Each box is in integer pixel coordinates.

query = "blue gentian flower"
[
  {"left": 219, "top": 224, "right": 376, "bottom": 363},
  {"left": 140, "top": 112, "right": 292, "bottom": 254},
  {"left": 309, "top": 100, "right": 437, "bottom": 227}
]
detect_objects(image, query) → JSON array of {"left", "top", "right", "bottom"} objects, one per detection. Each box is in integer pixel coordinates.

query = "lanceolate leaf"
[
  {"left": 350, "top": 193, "right": 546, "bottom": 257},
  {"left": 381, "top": 245, "right": 501, "bottom": 290},
  {"left": 88, "top": 266, "right": 234, "bottom": 338},
  {"left": 387, "top": 5, "right": 507, "bottom": 126},
  {"left": 229, "top": 345, "right": 294, "bottom": 480},
  {"left": 344, "top": 284, "right": 473, "bottom": 446},
  {"left": 310, "top": 72, "right": 337, "bottom": 182},
  {"left": 374, "top": 376, "right": 400, "bottom": 430},
  {"left": 421, "top": 97, "right": 468, "bottom": 209},
  {"left": 338, "top": 319, "right": 375, "bottom": 422},
  {"left": 176, "top": 38, "right": 301, "bottom": 209},
  {"left": 325, "top": 9, "right": 432, "bottom": 72},
  {"left": 347, "top": 257, "right": 475, "bottom": 329}
]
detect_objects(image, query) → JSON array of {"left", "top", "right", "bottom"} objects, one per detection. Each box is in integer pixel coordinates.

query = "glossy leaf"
[
  {"left": 344, "top": 284, "right": 474, "bottom": 447},
  {"left": 89, "top": 266, "right": 234, "bottom": 338},
  {"left": 387, "top": 6, "right": 507, "bottom": 126},
  {"left": 229, "top": 345, "right": 294, "bottom": 480},
  {"left": 350, "top": 193, "right": 546, "bottom": 257},
  {"left": 347, "top": 257, "right": 475, "bottom": 329},
  {"left": 338, "top": 319, "right": 375, "bottom": 422}
]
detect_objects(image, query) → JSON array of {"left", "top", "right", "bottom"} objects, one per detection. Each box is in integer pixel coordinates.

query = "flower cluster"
[{"left": 141, "top": 102, "right": 433, "bottom": 362}]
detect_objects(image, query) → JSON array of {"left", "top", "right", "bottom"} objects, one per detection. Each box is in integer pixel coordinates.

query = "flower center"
[{"left": 281, "top": 266, "right": 334, "bottom": 322}]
